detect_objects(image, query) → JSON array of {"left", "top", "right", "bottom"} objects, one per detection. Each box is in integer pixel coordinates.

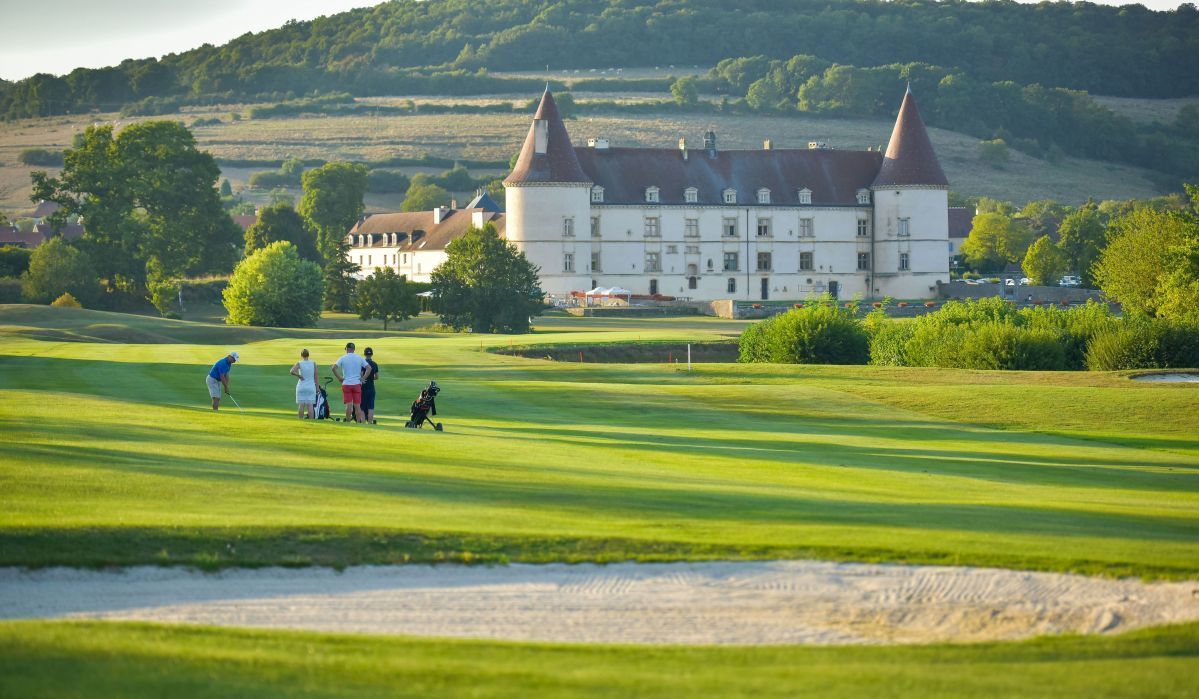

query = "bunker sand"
[{"left": 3, "top": 561, "right": 1196, "bottom": 645}]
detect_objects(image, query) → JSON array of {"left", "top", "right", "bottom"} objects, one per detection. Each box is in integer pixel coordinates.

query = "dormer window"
[
  {"left": 757, "top": 188, "right": 771, "bottom": 205},
  {"left": 798, "top": 188, "right": 812, "bottom": 205},
  {"left": 856, "top": 189, "right": 870, "bottom": 205},
  {"left": 722, "top": 188, "right": 736, "bottom": 204},
  {"left": 645, "top": 186, "right": 659, "bottom": 203},
  {"left": 684, "top": 187, "right": 698, "bottom": 203},
  {"left": 591, "top": 186, "right": 604, "bottom": 203}
]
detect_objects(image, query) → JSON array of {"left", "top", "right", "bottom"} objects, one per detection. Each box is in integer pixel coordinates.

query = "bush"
[
  {"left": 1086, "top": 319, "right": 1199, "bottom": 370},
  {"left": 0, "top": 277, "right": 22, "bottom": 303},
  {"left": 20, "top": 238, "right": 101, "bottom": 307},
  {"left": 739, "top": 301, "right": 869, "bottom": 364},
  {"left": 0, "top": 246, "right": 33, "bottom": 277},
  {"left": 1021, "top": 301, "right": 1118, "bottom": 369},
  {"left": 866, "top": 316, "right": 916, "bottom": 366},
  {"left": 50, "top": 292, "right": 81, "bottom": 308},
  {"left": 368, "top": 169, "right": 411, "bottom": 194},
  {"left": 18, "top": 148, "right": 63, "bottom": 166},
  {"left": 223, "top": 241, "right": 323, "bottom": 327},
  {"left": 957, "top": 322, "right": 1067, "bottom": 370}
]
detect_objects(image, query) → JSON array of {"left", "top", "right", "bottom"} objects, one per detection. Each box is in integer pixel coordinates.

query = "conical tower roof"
[
  {"left": 504, "top": 87, "right": 591, "bottom": 186},
  {"left": 872, "top": 87, "right": 948, "bottom": 188}
]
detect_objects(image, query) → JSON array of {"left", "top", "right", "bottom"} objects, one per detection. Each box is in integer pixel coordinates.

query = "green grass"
[
  {"left": 1, "top": 620, "right": 1197, "bottom": 698},
  {"left": 0, "top": 304, "right": 1196, "bottom": 577}
]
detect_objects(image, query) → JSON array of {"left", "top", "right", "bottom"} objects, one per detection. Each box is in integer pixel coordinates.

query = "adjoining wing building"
[{"left": 349, "top": 87, "right": 950, "bottom": 301}]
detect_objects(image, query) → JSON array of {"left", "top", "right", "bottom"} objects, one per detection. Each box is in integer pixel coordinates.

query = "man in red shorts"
[{"left": 331, "top": 341, "right": 370, "bottom": 423}]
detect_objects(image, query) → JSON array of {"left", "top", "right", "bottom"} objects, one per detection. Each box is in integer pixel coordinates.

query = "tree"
[
  {"left": 29, "top": 121, "right": 240, "bottom": 291},
  {"left": 1022, "top": 235, "right": 1067, "bottom": 286},
  {"left": 297, "top": 161, "right": 368, "bottom": 261},
  {"left": 431, "top": 223, "right": 544, "bottom": 333},
  {"left": 355, "top": 267, "right": 419, "bottom": 330},
  {"left": 670, "top": 76, "right": 698, "bottom": 106},
  {"left": 402, "top": 182, "right": 450, "bottom": 212},
  {"left": 0, "top": 246, "right": 32, "bottom": 277},
  {"left": 220, "top": 179, "right": 233, "bottom": 197},
  {"left": 960, "top": 212, "right": 1034, "bottom": 272},
  {"left": 244, "top": 203, "right": 319, "bottom": 262},
  {"left": 223, "top": 241, "right": 323, "bottom": 327},
  {"left": 978, "top": 139, "right": 1010, "bottom": 167},
  {"left": 1056, "top": 202, "right": 1107, "bottom": 286},
  {"left": 321, "top": 237, "right": 359, "bottom": 312},
  {"left": 21, "top": 238, "right": 101, "bottom": 307},
  {"left": 1092, "top": 206, "right": 1192, "bottom": 318}
]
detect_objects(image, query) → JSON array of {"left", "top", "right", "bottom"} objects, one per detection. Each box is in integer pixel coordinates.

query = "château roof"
[
  {"left": 575, "top": 147, "right": 883, "bottom": 206},
  {"left": 872, "top": 87, "right": 948, "bottom": 189},
  {"left": 465, "top": 190, "right": 502, "bottom": 212},
  {"left": 347, "top": 209, "right": 505, "bottom": 251},
  {"left": 503, "top": 88, "right": 591, "bottom": 186}
]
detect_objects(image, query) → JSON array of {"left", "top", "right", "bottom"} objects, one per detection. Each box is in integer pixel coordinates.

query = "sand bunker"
[
  {"left": 1131, "top": 373, "right": 1199, "bottom": 383},
  {"left": 2, "top": 561, "right": 1196, "bottom": 645}
]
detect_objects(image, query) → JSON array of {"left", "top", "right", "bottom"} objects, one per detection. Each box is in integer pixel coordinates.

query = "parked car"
[{"left": 1059, "top": 275, "right": 1081, "bottom": 287}]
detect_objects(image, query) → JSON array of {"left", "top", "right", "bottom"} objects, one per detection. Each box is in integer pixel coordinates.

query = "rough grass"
[
  {"left": 0, "top": 305, "right": 1196, "bottom": 577},
  {"left": 1092, "top": 95, "right": 1199, "bottom": 125},
  {"left": 1, "top": 620, "right": 1197, "bottom": 698},
  {"left": 0, "top": 92, "right": 1169, "bottom": 213}
]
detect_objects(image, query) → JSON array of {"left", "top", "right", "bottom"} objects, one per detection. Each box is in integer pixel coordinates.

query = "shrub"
[
  {"left": 1085, "top": 327, "right": 1160, "bottom": 371},
  {"left": 957, "top": 322, "right": 1067, "bottom": 370},
  {"left": 740, "top": 301, "right": 868, "bottom": 364},
  {"left": 368, "top": 169, "right": 411, "bottom": 194},
  {"left": 20, "top": 238, "right": 101, "bottom": 307},
  {"left": 223, "top": 242, "right": 323, "bottom": 327},
  {"left": 147, "top": 277, "right": 181, "bottom": 317},
  {"left": 50, "top": 292, "right": 81, "bottom": 308},
  {"left": 867, "top": 317, "right": 916, "bottom": 366},
  {"left": 1021, "top": 301, "right": 1118, "bottom": 370},
  {"left": 18, "top": 148, "right": 63, "bottom": 166},
  {"left": 0, "top": 277, "right": 22, "bottom": 303}
]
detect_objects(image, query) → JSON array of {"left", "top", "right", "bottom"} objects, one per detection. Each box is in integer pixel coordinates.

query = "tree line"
[{"left": 3, "top": 0, "right": 1197, "bottom": 121}]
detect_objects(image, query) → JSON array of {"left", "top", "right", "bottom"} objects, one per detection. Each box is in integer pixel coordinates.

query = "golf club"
[{"left": 225, "top": 392, "right": 244, "bottom": 413}]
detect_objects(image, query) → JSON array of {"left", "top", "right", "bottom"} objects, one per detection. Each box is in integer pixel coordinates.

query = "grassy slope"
[
  {"left": 0, "top": 94, "right": 1167, "bottom": 214},
  {"left": 1, "top": 621, "right": 1197, "bottom": 698},
  {"left": 0, "top": 305, "right": 1196, "bottom": 577}
]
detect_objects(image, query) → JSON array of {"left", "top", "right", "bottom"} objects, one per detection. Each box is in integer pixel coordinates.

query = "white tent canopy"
[
  {"left": 584, "top": 287, "right": 609, "bottom": 296},
  {"left": 608, "top": 287, "right": 632, "bottom": 296}
]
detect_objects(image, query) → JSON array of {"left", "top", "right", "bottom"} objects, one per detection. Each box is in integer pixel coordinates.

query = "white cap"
[{"left": 229, "top": 351, "right": 240, "bottom": 361}]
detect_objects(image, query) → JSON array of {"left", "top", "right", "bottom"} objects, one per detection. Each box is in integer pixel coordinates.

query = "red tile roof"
[
  {"left": 31, "top": 200, "right": 60, "bottom": 219},
  {"left": 576, "top": 146, "right": 882, "bottom": 206},
  {"left": 1, "top": 222, "right": 84, "bottom": 247},
  {"left": 347, "top": 209, "right": 506, "bottom": 251},
  {"left": 872, "top": 88, "right": 948, "bottom": 188},
  {"left": 504, "top": 88, "right": 591, "bottom": 186}
]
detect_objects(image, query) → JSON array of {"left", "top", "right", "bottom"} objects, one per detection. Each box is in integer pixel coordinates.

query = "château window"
[
  {"left": 727, "top": 278, "right": 737, "bottom": 293},
  {"left": 857, "top": 219, "right": 869, "bottom": 237},
  {"left": 563, "top": 217, "right": 574, "bottom": 237},
  {"left": 645, "top": 251, "right": 662, "bottom": 272},
  {"left": 591, "top": 251, "right": 601, "bottom": 272},
  {"left": 644, "top": 216, "right": 660, "bottom": 237},
  {"left": 591, "top": 216, "right": 600, "bottom": 237},
  {"left": 799, "top": 252, "right": 813, "bottom": 271},
  {"left": 689, "top": 276, "right": 698, "bottom": 290},
  {"left": 723, "top": 189, "right": 737, "bottom": 204},
  {"left": 685, "top": 245, "right": 700, "bottom": 254},
  {"left": 798, "top": 188, "right": 812, "bottom": 205},
  {"left": 645, "top": 186, "right": 660, "bottom": 203},
  {"left": 722, "top": 218, "right": 737, "bottom": 237},
  {"left": 564, "top": 252, "right": 575, "bottom": 272},
  {"left": 799, "top": 218, "right": 814, "bottom": 238},
  {"left": 898, "top": 217, "right": 911, "bottom": 236},
  {"left": 684, "top": 187, "right": 698, "bottom": 203},
  {"left": 857, "top": 252, "right": 871, "bottom": 271},
  {"left": 899, "top": 252, "right": 910, "bottom": 271},
  {"left": 723, "top": 251, "right": 739, "bottom": 271},
  {"left": 856, "top": 189, "right": 870, "bottom": 205},
  {"left": 757, "top": 188, "right": 771, "bottom": 205},
  {"left": 685, "top": 218, "right": 699, "bottom": 238},
  {"left": 757, "top": 219, "right": 771, "bottom": 237},
  {"left": 591, "top": 186, "right": 604, "bottom": 203},
  {"left": 666, "top": 244, "right": 678, "bottom": 254},
  {"left": 756, "top": 252, "right": 772, "bottom": 271},
  {"left": 650, "top": 279, "right": 659, "bottom": 295}
]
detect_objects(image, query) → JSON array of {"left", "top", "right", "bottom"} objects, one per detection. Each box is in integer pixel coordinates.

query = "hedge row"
[{"left": 739, "top": 298, "right": 1199, "bottom": 371}]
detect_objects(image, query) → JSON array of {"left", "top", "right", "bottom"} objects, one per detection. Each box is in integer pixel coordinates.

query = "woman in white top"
[{"left": 290, "top": 348, "right": 318, "bottom": 419}]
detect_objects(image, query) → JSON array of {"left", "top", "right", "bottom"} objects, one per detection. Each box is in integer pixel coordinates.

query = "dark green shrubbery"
[
  {"left": 0, "top": 277, "right": 22, "bottom": 303},
  {"left": 739, "top": 300, "right": 868, "bottom": 365},
  {"left": 0, "top": 246, "right": 33, "bottom": 277},
  {"left": 1085, "top": 319, "right": 1199, "bottom": 370}
]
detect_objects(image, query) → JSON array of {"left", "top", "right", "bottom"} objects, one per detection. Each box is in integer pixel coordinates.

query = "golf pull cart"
[{"left": 405, "top": 382, "right": 443, "bottom": 431}]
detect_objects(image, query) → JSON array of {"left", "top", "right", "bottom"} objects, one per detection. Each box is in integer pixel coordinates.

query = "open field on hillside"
[
  {"left": 0, "top": 94, "right": 1168, "bottom": 214},
  {"left": 0, "top": 305, "right": 1196, "bottom": 577},
  {"left": 1093, "top": 95, "right": 1199, "bottom": 125},
  {"left": 2, "top": 620, "right": 1197, "bottom": 698}
]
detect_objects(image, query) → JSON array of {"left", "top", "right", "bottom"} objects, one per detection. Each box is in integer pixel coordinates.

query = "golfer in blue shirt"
[{"left": 206, "top": 351, "right": 239, "bottom": 411}]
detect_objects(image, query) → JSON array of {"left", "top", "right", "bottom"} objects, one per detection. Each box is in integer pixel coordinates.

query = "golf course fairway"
[{"left": 1, "top": 304, "right": 1197, "bottom": 694}]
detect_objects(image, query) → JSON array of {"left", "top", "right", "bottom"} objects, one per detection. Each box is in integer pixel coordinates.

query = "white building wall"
[
  {"left": 349, "top": 246, "right": 445, "bottom": 283},
  {"left": 505, "top": 183, "right": 593, "bottom": 295},
  {"left": 871, "top": 187, "right": 949, "bottom": 298}
]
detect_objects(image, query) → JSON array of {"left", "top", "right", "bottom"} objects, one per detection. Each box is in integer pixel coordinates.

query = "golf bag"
[
  {"left": 314, "top": 378, "right": 332, "bottom": 420},
  {"left": 405, "top": 383, "right": 442, "bottom": 431}
]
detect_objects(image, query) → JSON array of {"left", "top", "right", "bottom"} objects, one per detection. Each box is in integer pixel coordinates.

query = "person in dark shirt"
[{"left": 361, "top": 347, "right": 380, "bottom": 424}]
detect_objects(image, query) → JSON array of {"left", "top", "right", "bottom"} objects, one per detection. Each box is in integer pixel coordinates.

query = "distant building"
[
  {"left": 345, "top": 191, "right": 504, "bottom": 282},
  {"left": 947, "top": 206, "right": 972, "bottom": 263},
  {"left": 347, "top": 86, "right": 950, "bottom": 300},
  {"left": 0, "top": 222, "right": 84, "bottom": 248}
]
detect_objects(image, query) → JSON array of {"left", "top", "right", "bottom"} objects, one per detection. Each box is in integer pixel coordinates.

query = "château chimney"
[{"left": 704, "top": 130, "right": 717, "bottom": 158}]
